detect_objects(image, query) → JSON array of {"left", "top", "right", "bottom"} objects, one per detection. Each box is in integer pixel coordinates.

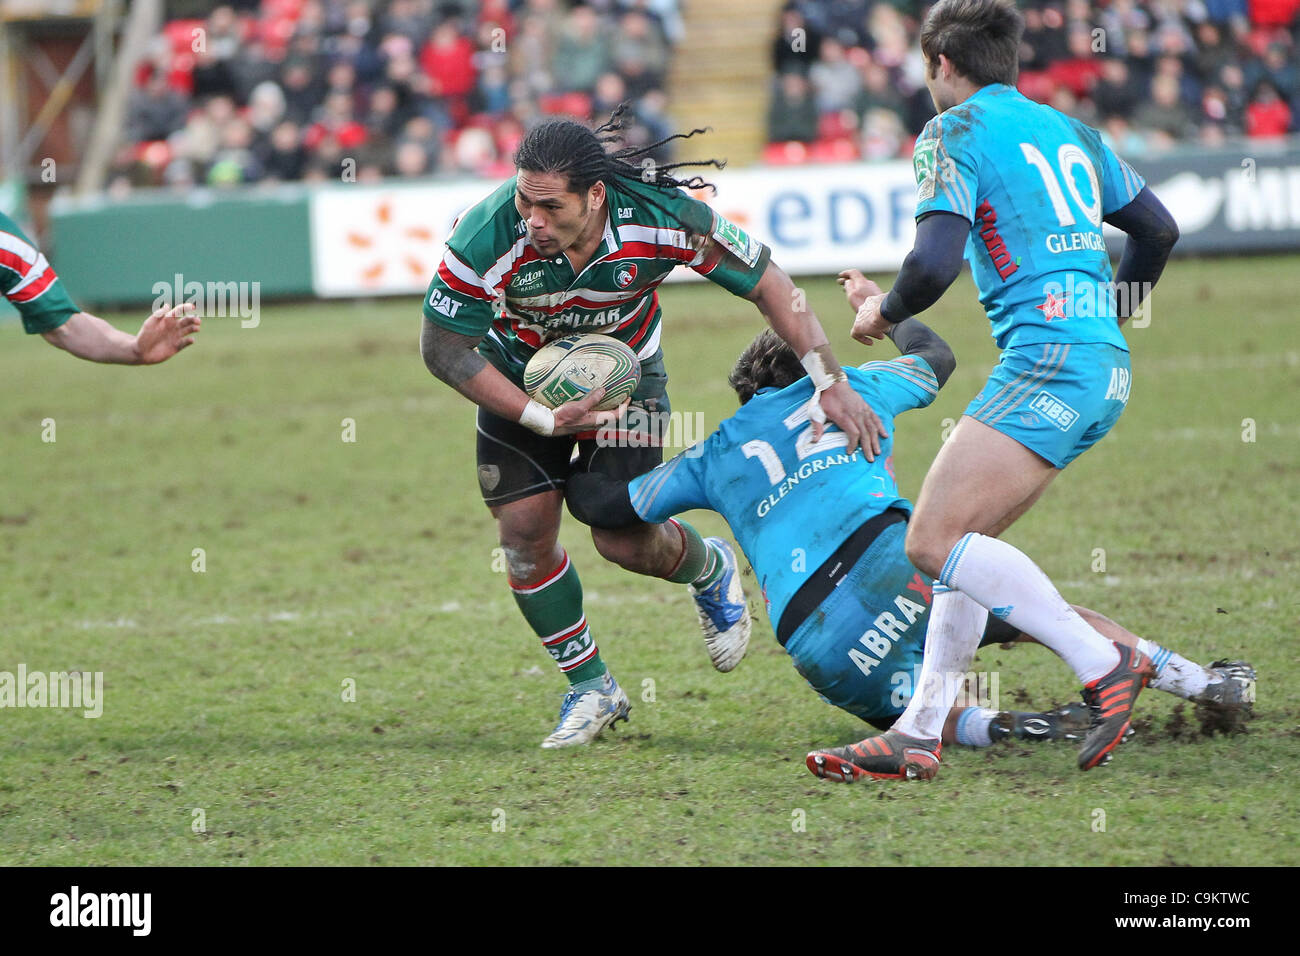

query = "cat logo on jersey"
[
  {"left": 615, "top": 264, "right": 637, "bottom": 288},
  {"left": 428, "top": 288, "right": 464, "bottom": 320}
]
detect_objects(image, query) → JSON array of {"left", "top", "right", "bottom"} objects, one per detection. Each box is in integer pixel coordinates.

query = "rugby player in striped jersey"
[
  {"left": 1, "top": 210, "right": 199, "bottom": 364},
  {"left": 421, "top": 107, "right": 886, "bottom": 748}
]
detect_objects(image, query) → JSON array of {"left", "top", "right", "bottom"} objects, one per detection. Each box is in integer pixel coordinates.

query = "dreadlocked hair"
[
  {"left": 728, "top": 329, "right": 808, "bottom": 405},
  {"left": 513, "top": 103, "right": 725, "bottom": 234}
]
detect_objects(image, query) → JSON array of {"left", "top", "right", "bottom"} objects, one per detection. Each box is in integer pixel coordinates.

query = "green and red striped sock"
[
  {"left": 664, "top": 519, "right": 726, "bottom": 589},
  {"left": 510, "top": 550, "right": 607, "bottom": 687}
]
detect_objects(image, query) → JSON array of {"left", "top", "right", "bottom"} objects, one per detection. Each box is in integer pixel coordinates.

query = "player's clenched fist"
[{"left": 838, "top": 269, "right": 891, "bottom": 346}]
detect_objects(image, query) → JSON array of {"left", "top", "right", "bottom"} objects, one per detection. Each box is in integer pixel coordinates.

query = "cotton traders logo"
[
  {"left": 615, "top": 264, "right": 637, "bottom": 288},
  {"left": 512, "top": 268, "right": 545, "bottom": 290}
]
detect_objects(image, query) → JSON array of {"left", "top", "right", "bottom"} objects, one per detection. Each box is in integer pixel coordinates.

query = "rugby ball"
[{"left": 523, "top": 333, "right": 641, "bottom": 411}]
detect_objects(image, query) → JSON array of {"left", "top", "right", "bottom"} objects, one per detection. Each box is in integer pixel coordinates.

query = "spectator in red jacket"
[
  {"left": 421, "top": 20, "right": 477, "bottom": 100},
  {"left": 1246, "top": 80, "right": 1293, "bottom": 136},
  {"left": 1248, "top": 0, "right": 1300, "bottom": 28},
  {"left": 1048, "top": 25, "right": 1104, "bottom": 98},
  {"left": 305, "top": 90, "right": 369, "bottom": 152}
]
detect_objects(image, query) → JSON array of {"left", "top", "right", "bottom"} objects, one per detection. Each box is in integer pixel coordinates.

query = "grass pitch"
[{"left": 0, "top": 256, "right": 1297, "bottom": 866}]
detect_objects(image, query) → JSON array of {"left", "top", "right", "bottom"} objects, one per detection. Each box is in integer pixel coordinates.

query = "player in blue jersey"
[
  {"left": 835, "top": 0, "right": 1184, "bottom": 776},
  {"left": 565, "top": 316, "right": 1253, "bottom": 764}
]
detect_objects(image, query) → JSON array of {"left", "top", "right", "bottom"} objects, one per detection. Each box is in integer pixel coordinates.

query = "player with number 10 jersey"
[
  {"left": 831, "top": 0, "right": 1182, "bottom": 777},
  {"left": 912, "top": 79, "right": 1150, "bottom": 464},
  {"left": 918, "top": 84, "right": 1142, "bottom": 349}
]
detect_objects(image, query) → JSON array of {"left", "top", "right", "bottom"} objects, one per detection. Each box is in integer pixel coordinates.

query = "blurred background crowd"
[
  {"left": 769, "top": 0, "right": 1300, "bottom": 163},
  {"left": 114, "top": 0, "right": 682, "bottom": 191},
  {"left": 112, "top": 0, "right": 1300, "bottom": 192}
]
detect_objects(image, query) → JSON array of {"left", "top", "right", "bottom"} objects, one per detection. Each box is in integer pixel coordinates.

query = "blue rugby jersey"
[
  {"left": 627, "top": 359, "right": 938, "bottom": 627},
  {"left": 913, "top": 83, "right": 1144, "bottom": 351}
]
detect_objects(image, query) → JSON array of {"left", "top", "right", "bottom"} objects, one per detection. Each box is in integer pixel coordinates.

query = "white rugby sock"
[
  {"left": 1136, "top": 639, "right": 1211, "bottom": 698},
  {"left": 892, "top": 586, "right": 987, "bottom": 741},
  {"left": 940, "top": 533, "right": 1120, "bottom": 685},
  {"left": 954, "top": 707, "right": 999, "bottom": 747}
]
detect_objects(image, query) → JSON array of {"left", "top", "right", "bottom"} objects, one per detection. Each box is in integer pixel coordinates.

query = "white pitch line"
[
  {"left": 1144, "top": 423, "right": 1300, "bottom": 440},
  {"left": 1057, "top": 570, "right": 1288, "bottom": 590},
  {"left": 64, "top": 590, "right": 691, "bottom": 633}
]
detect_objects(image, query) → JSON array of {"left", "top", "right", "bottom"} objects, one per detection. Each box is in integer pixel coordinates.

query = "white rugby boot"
[
  {"left": 689, "top": 537, "right": 751, "bottom": 672},
  {"left": 540, "top": 673, "right": 631, "bottom": 749}
]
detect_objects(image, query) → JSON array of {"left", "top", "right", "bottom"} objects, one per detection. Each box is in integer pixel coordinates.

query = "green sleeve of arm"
[
  {"left": 648, "top": 187, "right": 771, "bottom": 297},
  {"left": 691, "top": 202, "right": 771, "bottom": 297},
  {"left": 697, "top": 229, "right": 771, "bottom": 297},
  {"left": 0, "top": 212, "right": 80, "bottom": 333},
  {"left": 13, "top": 274, "right": 79, "bottom": 335}
]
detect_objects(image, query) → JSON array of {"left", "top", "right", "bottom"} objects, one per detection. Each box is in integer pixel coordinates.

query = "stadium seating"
[
  {"left": 769, "top": 0, "right": 1300, "bottom": 163},
  {"left": 114, "top": 0, "right": 681, "bottom": 190}
]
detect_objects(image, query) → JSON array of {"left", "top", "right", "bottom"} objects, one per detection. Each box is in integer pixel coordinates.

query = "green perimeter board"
[{"left": 48, "top": 189, "right": 313, "bottom": 308}]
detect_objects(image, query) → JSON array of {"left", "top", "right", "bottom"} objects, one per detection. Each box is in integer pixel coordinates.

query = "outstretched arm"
[
  {"left": 879, "top": 212, "right": 969, "bottom": 324},
  {"left": 846, "top": 211, "right": 969, "bottom": 343},
  {"left": 837, "top": 269, "right": 956, "bottom": 389},
  {"left": 41, "top": 302, "right": 200, "bottom": 365},
  {"left": 885, "top": 318, "right": 956, "bottom": 389}
]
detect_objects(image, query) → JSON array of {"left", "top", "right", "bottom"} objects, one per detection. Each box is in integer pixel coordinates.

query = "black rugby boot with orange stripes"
[
  {"left": 1077, "top": 642, "right": 1156, "bottom": 770},
  {"left": 806, "top": 730, "right": 942, "bottom": 782}
]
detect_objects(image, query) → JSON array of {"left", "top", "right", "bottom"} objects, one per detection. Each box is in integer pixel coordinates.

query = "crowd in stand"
[
  {"left": 113, "top": 0, "right": 1300, "bottom": 191},
  {"left": 114, "top": 0, "right": 681, "bottom": 192},
  {"left": 768, "top": 0, "right": 1300, "bottom": 164}
]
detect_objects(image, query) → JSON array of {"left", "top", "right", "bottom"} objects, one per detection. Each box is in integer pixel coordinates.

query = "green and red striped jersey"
[
  {"left": 0, "top": 210, "right": 79, "bottom": 334},
  {"left": 422, "top": 175, "right": 771, "bottom": 374}
]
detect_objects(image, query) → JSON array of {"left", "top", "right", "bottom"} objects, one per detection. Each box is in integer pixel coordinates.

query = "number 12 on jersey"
[{"left": 741, "top": 401, "right": 850, "bottom": 484}]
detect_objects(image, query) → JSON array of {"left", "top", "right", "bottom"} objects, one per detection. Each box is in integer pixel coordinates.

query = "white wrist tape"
[
  {"left": 805, "top": 392, "right": 827, "bottom": 425},
  {"left": 518, "top": 399, "right": 556, "bottom": 436},
  {"left": 800, "top": 349, "right": 848, "bottom": 391}
]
